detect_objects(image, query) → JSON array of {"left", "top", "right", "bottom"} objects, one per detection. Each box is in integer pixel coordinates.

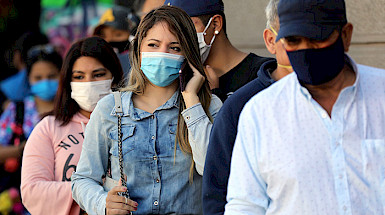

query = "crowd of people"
[{"left": 0, "top": 0, "right": 384, "bottom": 215}]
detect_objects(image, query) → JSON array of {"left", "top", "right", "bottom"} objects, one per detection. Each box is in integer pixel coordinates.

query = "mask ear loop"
[
  {"left": 202, "top": 17, "right": 219, "bottom": 46},
  {"left": 203, "top": 17, "right": 214, "bottom": 36},
  {"left": 269, "top": 25, "right": 293, "bottom": 70}
]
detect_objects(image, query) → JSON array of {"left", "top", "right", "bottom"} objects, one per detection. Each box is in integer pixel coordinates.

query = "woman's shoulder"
[
  {"left": 36, "top": 115, "right": 60, "bottom": 130},
  {"left": 210, "top": 94, "right": 223, "bottom": 108},
  {"left": 93, "top": 91, "right": 131, "bottom": 117},
  {"left": 97, "top": 91, "right": 131, "bottom": 109}
]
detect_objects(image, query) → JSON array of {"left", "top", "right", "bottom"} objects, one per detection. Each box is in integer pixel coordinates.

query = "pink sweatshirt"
[{"left": 21, "top": 113, "right": 89, "bottom": 215}]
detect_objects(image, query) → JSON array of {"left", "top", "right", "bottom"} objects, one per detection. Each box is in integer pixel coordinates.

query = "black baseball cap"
[
  {"left": 276, "top": 0, "right": 347, "bottom": 41},
  {"left": 164, "top": 0, "right": 224, "bottom": 17}
]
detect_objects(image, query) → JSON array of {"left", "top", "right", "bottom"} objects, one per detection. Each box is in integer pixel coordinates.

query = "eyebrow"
[
  {"left": 72, "top": 68, "right": 107, "bottom": 73},
  {"left": 146, "top": 39, "right": 180, "bottom": 44}
]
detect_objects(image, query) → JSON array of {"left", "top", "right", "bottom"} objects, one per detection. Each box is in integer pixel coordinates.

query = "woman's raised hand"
[{"left": 181, "top": 62, "right": 205, "bottom": 108}]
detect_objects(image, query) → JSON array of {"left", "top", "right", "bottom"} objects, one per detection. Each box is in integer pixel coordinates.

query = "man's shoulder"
[
  {"left": 246, "top": 53, "right": 274, "bottom": 69},
  {"left": 248, "top": 52, "right": 273, "bottom": 62},
  {"left": 358, "top": 64, "right": 385, "bottom": 78},
  {"left": 219, "top": 78, "right": 265, "bottom": 119},
  {"left": 240, "top": 72, "right": 296, "bottom": 118},
  {"left": 222, "top": 67, "right": 274, "bottom": 113},
  {"left": 357, "top": 64, "right": 385, "bottom": 89}
]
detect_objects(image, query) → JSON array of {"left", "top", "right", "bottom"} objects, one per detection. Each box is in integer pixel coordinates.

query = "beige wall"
[{"left": 223, "top": 0, "right": 385, "bottom": 69}]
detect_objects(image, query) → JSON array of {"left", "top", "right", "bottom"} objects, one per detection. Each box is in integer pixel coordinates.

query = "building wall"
[{"left": 223, "top": 0, "right": 385, "bottom": 69}]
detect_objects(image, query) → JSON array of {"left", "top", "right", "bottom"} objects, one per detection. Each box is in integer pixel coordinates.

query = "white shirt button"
[
  {"left": 321, "top": 112, "right": 328, "bottom": 118},
  {"left": 343, "top": 206, "right": 347, "bottom": 211},
  {"left": 151, "top": 136, "right": 155, "bottom": 140},
  {"left": 339, "top": 174, "right": 343, "bottom": 179},
  {"left": 153, "top": 156, "right": 157, "bottom": 160},
  {"left": 154, "top": 201, "right": 158, "bottom": 206},
  {"left": 186, "top": 116, "right": 190, "bottom": 120}
]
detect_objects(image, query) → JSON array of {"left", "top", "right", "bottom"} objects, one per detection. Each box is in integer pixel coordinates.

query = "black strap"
[
  {"left": 15, "top": 101, "right": 24, "bottom": 125},
  {"left": 14, "top": 101, "right": 25, "bottom": 142}
]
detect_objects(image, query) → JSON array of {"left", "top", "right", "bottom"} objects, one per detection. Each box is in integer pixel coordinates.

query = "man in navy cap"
[
  {"left": 164, "top": 0, "right": 272, "bottom": 102},
  {"left": 225, "top": 0, "right": 385, "bottom": 214}
]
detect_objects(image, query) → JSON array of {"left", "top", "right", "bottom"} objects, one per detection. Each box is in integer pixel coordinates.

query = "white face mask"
[
  {"left": 197, "top": 17, "right": 217, "bottom": 63},
  {"left": 70, "top": 79, "right": 113, "bottom": 112}
]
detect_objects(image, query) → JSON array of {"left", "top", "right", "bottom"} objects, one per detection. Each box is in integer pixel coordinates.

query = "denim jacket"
[{"left": 71, "top": 90, "right": 222, "bottom": 215}]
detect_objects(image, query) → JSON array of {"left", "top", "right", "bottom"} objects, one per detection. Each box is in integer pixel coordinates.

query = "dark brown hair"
[{"left": 52, "top": 37, "right": 124, "bottom": 125}]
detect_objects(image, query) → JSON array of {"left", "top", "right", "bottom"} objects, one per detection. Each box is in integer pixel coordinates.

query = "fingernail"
[
  {"left": 206, "top": 65, "right": 210, "bottom": 68},
  {"left": 134, "top": 203, "right": 138, "bottom": 207},
  {"left": 123, "top": 187, "right": 127, "bottom": 191},
  {"left": 134, "top": 207, "right": 137, "bottom": 211}
]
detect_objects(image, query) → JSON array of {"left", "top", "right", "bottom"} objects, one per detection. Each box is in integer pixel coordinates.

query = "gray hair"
[{"left": 265, "top": 0, "right": 280, "bottom": 29}]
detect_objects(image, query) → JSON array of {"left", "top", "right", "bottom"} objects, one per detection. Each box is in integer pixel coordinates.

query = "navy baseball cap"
[
  {"left": 276, "top": 0, "right": 347, "bottom": 41},
  {"left": 99, "top": 5, "right": 140, "bottom": 31},
  {"left": 164, "top": 0, "right": 224, "bottom": 17}
]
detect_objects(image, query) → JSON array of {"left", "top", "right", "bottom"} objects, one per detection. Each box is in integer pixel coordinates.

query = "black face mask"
[
  {"left": 286, "top": 36, "right": 345, "bottom": 85},
  {"left": 109, "top": 41, "right": 129, "bottom": 53}
]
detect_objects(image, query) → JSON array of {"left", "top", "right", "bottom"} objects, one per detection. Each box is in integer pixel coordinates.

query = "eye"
[
  {"left": 285, "top": 36, "right": 302, "bottom": 46},
  {"left": 48, "top": 74, "right": 57, "bottom": 79},
  {"left": 34, "top": 76, "right": 42, "bottom": 81},
  {"left": 148, "top": 43, "right": 157, "bottom": 47},
  {"left": 94, "top": 72, "right": 106, "bottom": 78},
  {"left": 170, "top": 46, "right": 181, "bottom": 52},
  {"left": 72, "top": 75, "right": 83, "bottom": 80}
]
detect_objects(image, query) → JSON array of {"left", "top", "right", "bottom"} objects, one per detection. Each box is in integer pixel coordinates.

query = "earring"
[{"left": 214, "top": 30, "right": 219, "bottom": 35}]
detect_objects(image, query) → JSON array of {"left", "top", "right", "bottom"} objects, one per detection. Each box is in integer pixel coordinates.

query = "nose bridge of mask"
[{"left": 141, "top": 52, "right": 185, "bottom": 62}]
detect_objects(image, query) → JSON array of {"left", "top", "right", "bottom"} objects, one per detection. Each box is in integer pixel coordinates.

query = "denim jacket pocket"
[
  {"left": 109, "top": 124, "right": 136, "bottom": 157},
  {"left": 168, "top": 123, "right": 178, "bottom": 149}
]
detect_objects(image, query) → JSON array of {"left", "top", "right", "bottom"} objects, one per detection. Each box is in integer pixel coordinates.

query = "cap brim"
[{"left": 276, "top": 22, "right": 337, "bottom": 42}]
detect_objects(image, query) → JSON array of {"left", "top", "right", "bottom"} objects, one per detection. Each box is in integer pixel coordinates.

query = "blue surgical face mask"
[
  {"left": 286, "top": 36, "right": 345, "bottom": 85},
  {"left": 140, "top": 52, "right": 185, "bottom": 87},
  {"left": 30, "top": 79, "right": 59, "bottom": 101}
]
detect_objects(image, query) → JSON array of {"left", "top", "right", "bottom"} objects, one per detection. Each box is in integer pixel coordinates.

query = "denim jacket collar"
[{"left": 110, "top": 90, "right": 180, "bottom": 120}]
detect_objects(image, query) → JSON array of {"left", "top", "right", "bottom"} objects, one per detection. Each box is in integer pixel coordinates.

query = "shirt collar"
[{"left": 111, "top": 90, "right": 180, "bottom": 120}]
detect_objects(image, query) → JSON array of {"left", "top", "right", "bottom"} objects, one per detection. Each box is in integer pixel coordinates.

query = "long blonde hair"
[{"left": 121, "top": 5, "right": 213, "bottom": 180}]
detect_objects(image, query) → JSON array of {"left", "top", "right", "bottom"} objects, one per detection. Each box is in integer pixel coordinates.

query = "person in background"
[
  {"left": 71, "top": 6, "right": 222, "bottom": 215},
  {"left": 0, "top": 32, "right": 49, "bottom": 103},
  {"left": 225, "top": 0, "right": 385, "bottom": 214},
  {"left": 93, "top": 5, "right": 140, "bottom": 78},
  {"left": 164, "top": 0, "right": 273, "bottom": 102},
  {"left": 20, "top": 37, "right": 124, "bottom": 215},
  {"left": 202, "top": 0, "right": 292, "bottom": 214},
  {"left": 0, "top": 44, "right": 62, "bottom": 215}
]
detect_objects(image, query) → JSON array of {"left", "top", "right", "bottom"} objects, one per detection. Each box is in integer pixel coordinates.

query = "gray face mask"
[{"left": 196, "top": 17, "right": 217, "bottom": 63}]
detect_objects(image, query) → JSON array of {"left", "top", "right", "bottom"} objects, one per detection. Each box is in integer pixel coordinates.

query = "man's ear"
[
  {"left": 263, "top": 29, "right": 276, "bottom": 55},
  {"left": 341, "top": 23, "right": 353, "bottom": 52},
  {"left": 211, "top": 14, "right": 223, "bottom": 35}
]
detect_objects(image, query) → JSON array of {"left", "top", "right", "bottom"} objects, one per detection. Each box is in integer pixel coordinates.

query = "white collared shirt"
[{"left": 225, "top": 58, "right": 385, "bottom": 215}]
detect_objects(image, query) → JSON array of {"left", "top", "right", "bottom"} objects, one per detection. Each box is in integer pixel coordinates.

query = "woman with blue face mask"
[
  {"left": 0, "top": 44, "right": 62, "bottom": 215},
  {"left": 72, "top": 5, "right": 222, "bottom": 215}
]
